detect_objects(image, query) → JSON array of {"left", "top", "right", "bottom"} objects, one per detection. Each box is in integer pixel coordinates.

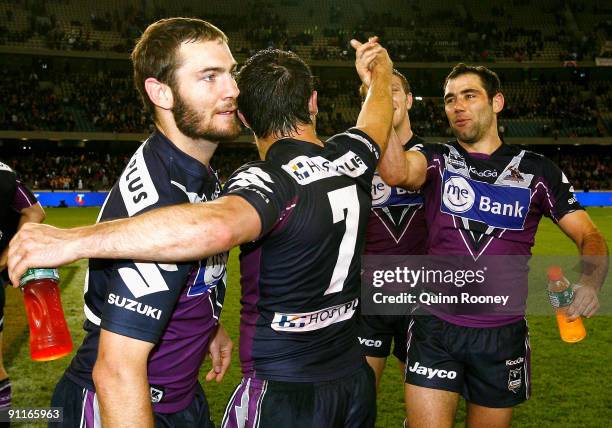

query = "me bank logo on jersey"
[
  {"left": 441, "top": 170, "right": 531, "bottom": 230},
  {"left": 282, "top": 152, "right": 367, "bottom": 185},
  {"left": 371, "top": 174, "right": 423, "bottom": 208}
]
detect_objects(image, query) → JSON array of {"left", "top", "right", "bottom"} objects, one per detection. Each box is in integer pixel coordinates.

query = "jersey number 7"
[{"left": 324, "top": 185, "right": 359, "bottom": 295}]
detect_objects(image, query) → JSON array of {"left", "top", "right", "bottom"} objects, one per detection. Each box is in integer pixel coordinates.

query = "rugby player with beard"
[
  {"left": 378, "top": 63, "right": 608, "bottom": 428},
  {"left": 9, "top": 37, "right": 395, "bottom": 428},
  {"left": 38, "top": 18, "right": 240, "bottom": 428}
]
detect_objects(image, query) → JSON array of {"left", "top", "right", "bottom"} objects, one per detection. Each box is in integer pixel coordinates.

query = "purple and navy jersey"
[
  {"left": 223, "top": 128, "right": 380, "bottom": 382},
  {"left": 65, "top": 131, "right": 227, "bottom": 414},
  {"left": 417, "top": 141, "right": 582, "bottom": 327},
  {"left": 0, "top": 161, "right": 38, "bottom": 257},
  {"left": 365, "top": 134, "right": 427, "bottom": 255}
]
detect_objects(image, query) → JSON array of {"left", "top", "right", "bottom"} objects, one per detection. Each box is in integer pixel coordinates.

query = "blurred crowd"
[
  {"left": 0, "top": 0, "right": 608, "bottom": 63},
  {"left": 2, "top": 146, "right": 609, "bottom": 191},
  {"left": 4, "top": 151, "right": 128, "bottom": 191},
  {"left": 1, "top": 67, "right": 610, "bottom": 138},
  {"left": 558, "top": 153, "right": 612, "bottom": 191},
  {"left": 3, "top": 147, "right": 259, "bottom": 191}
]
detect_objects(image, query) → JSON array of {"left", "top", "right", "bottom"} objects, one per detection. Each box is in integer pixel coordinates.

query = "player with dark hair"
[
  {"left": 378, "top": 63, "right": 608, "bottom": 427},
  {"left": 0, "top": 161, "right": 45, "bottom": 417},
  {"left": 24, "top": 18, "right": 239, "bottom": 427},
  {"left": 9, "top": 38, "right": 394, "bottom": 428},
  {"left": 356, "top": 69, "right": 427, "bottom": 390}
]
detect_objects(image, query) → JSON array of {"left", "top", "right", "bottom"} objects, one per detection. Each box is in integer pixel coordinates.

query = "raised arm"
[
  {"left": 557, "top": 210, "right": 609, "bottom": 320},
  {"left": 8, "top": 195, "right": 261, "bottom": 285},
  {"left": 351, "top": 37, "right": 394, "bottom": 153}
]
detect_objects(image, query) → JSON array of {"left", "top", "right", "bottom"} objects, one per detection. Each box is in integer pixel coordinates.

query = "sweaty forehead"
[
  {"left": 444, "top": 73, "right": 485, "bottom": 95},
  {"left": 176, "top": 39, "right": 233, "bottom": 70}
]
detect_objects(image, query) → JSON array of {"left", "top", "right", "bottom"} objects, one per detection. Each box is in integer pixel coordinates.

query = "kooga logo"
[{"left": 442, "top": 176, "right": 475, "bottom": 213}]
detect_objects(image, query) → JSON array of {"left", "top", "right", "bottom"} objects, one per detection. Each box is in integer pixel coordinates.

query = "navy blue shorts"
[
  {"left": 50, "top": 375, "right": 214, "bottom": 427},
  {"left": 357, "top": 315, "right": 411, "bottom": 362},
  {"left": 405, "top": 316, "right": 531, "bottom": 408},
  {"left": 221, "top": 362, "right": 376, "bottom": 428}
]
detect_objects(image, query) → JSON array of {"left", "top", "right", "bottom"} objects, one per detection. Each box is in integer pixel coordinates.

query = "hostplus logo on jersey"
[
  {"left": 271, "top": 298, "right": 358, "bottom": 332},
  {"left": 441, "top": 170, "right": 531, "bottom": 230},
  {"left": 282, "top": 152, "right": 367, "bottom": 185}
]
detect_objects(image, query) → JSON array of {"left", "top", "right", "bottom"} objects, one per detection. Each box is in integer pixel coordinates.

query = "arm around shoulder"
[{"left": 73, "top": 195, "right": 261, "bottom": 262}]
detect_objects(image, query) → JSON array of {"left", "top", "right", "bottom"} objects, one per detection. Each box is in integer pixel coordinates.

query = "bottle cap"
[
  {"left": 19, "top": 268, "right": 59, "bottom": 287},
  {"left": 547, "top": 266, "right": 564, "bottom": 281}
]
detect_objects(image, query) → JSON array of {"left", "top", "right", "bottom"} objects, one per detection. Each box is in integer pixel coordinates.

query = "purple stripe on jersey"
[
  {"left": 12, "top": 180, "right": 37, "bottom": 211},
  {"left": 269, "top": 196, "right": 299, "bottom": 236},
  {"left": 83, "top": 389, "right": 96, "bottom": 428},
  {"left": 0, "top": 379, "right": 11, "bottom": 410},
  {"left": 147, "top": 281, "right": 219, "bottom": 413},
  {"left": 222, "top": 378, "right": 267, "bottom": 428},
  {"left": 239, "top": 247, "right": 263, "bottom": 378}
]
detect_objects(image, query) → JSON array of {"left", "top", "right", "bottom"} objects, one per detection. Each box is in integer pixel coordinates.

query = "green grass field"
[{"left": 4, "top": 207, "right": 612, "bottom": 427}]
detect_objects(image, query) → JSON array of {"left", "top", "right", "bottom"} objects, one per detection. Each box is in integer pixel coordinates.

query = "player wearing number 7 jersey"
[{"left": 9, "top": 40, "right": 394, "bottom": 428}]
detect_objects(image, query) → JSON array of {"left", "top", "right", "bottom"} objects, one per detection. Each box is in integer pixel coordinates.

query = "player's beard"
[
  {"left": 452, "top": 110, "right": 493, "bottom": 145},
  {"left": 172, "top": 92, "right": 241, "bottom": 142}
]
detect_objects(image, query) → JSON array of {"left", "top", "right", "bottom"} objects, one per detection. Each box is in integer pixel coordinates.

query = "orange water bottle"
[
  {"left": 546, "top": 266, "right": 586, "bottom": 343},
  {"left": 19, "top": 268, "right": 73, "bottom": 361}
]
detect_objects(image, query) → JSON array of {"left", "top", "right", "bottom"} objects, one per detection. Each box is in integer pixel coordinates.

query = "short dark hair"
[
  {"left": 359, "top": 69, "right": 410, "bottom": 101},
  {"left": 443, "top": 63, "right": 501, "bottom": 101},
  {"left": 131, "top": 18, "right": 227, "bottom": 115},
  {"left": 237, "top": 49, "right": 314, "bottom": 139}
]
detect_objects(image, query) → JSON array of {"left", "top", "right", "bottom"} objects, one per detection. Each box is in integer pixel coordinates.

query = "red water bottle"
[
  {"left": 546, "top": 266, "right": 586, "bottom": 343},
  {"left": 19, "top": 268, "right": 73, "bottom": 361}
]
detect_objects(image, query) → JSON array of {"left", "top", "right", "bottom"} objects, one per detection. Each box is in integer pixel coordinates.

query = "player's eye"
[{"left": 202, "top": 73, "right": 217, "bottom": 82}]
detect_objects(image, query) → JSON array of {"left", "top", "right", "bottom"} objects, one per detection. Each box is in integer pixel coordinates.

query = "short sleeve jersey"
[
  {"left": 365, "top": 134, "right": 428, "bottom": 255},
  {"left": 65, "top": 131, "right": 228, "bottom": 413},
  {"left": 416, "top": 141, "right": 583, "bottom": 327},
  {"left": 0, "top": 162, "right": 38, "bottom": 260},
  {"left": 224, "top": 128, "right": 380, "bottom": 382}
]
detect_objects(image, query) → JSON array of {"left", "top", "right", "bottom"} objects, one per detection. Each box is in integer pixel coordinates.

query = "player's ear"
[
  {"left": 492, "top": 92, "right": 504, "bottom": 114},
  {"left": 237, "top": 110, "right": 251, "bottom": 129},
  {"left": 144, "top": 77, "right": 173, "bottom": 110},
  {"left": 406, "top": 92, "right": 414, "bottom": 111},
  {"left": 308, "top": 90, "right": 318, "bottom": 116}
]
